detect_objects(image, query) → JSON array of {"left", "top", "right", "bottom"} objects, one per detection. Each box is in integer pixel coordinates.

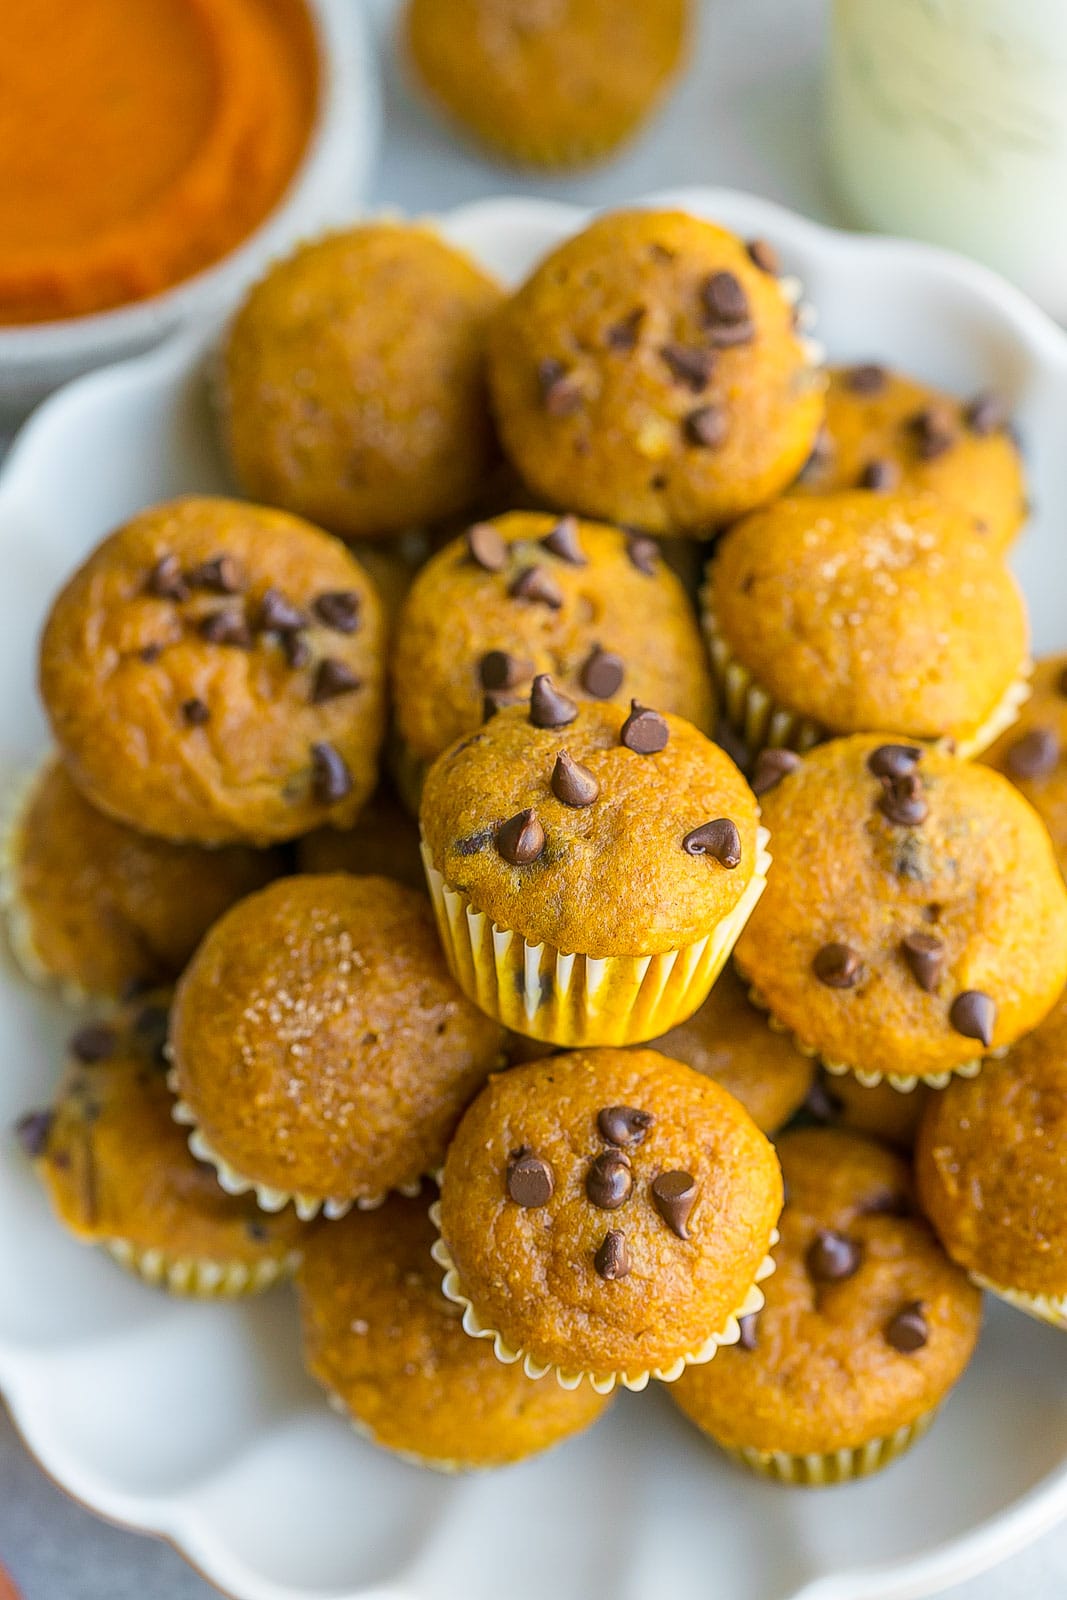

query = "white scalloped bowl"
[{"left": 1, "top": 190, "right": 1066, "bottom": 1600}]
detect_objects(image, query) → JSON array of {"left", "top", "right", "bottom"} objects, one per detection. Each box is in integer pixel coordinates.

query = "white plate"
[{"left": 1, "top": 190, "right": 1066, "bottom": 1600}]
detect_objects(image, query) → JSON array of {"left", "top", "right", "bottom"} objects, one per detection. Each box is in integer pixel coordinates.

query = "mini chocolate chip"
[
  {"left": 139, "top": 644, "right": 162, "bottom": 663},
  {"left": 859, "top": 457, "right": 901, "bottom": 491},
  {"left": 70, "top": 1023, "right": 116, "bottom": 1063},
  {"left": 620, "top": 700, "right": 669, "bottom": 754},
  {"left": 713, "top": 718, "right": 751, "bottom": 774},
  {"left": 1006, "top": 727, "right": 1060, "bottom": 779},
  {"left": 682, "top": 818, "right": 742, "bottom": 867},
  {"left": 911, "top": 404, "right": 957, "bottom": 460},
  {"left": 846, "top": 363, "right": 887, "bottom": 396},
  {"left": 806, "top": 1228, "right": 862, "bottom": 1283},
  {"left": 965, "top": 392, "right": 1007, "bottom": 437},
  {"left": 479, "top": 650, "right": 531, "bottom": 691},
  {"left": 752, "top": 748, "right": 802, "bottom": 795},
  {"left": 626, "top": 534, "right": 659, "bottom": 575},
  {"left": 737, "top": 1312, "right": 760, "bottom": 1350},
  {"left": 198, "top": 609, "right": 252, "bottom": 648},
  {"left": 597, "top": 1105, "right": 653, "bottom": 1147},
  {"left": 950, "top": 990, "right": 996, "bottom": 1047},
  {"left": 537, "top": 358, "right": 583, "bottom": 417},
  {"left": 746, "top": 238, "right": 781, "bottom": 276},
  {"left": 530, "top": 673, "right": 578, "bottom": 729},
  {"left": 867, "top": 744, "right": 923, "bottom": 779},
  {"left": 661, "top": 343, "right": 716, "bottom": 392},
  {"left": 182, "top": 697, "right": 210, "bottom": 726},
  {"left": 580, "top": 645, "right": 625, "bottom": 699},
  {"left": 509, "top": 564, "right": 564, "bottom": 609},
  {"left": 651, "top": 1171, "right": 697, "bottom": 1239},
  {"left": 507, "top": 1147, "right": 555, "bottom": 1207},
  {"left": 805, "top": 1078, "right": 843, "bottom": 1123},
  {"left": 685, "top": 404, "right": 728, "bottom": 449},
  {"left": 551, "top": 750, "right": 599, "bottom": 807},
  {"left": 707, "top": 318, "right": 755, "bottom": 349},
  {"left": 312, "top": 658, "right": 361, "bottom": 704},
  {"left": 703, "top": 270, "right": 750, "bottom": 325},
  {"left": 14, "top": 1110, "right": 53, "bottom": 1158},
  {"left": 482, "top": 691, "right": 514, "bottom": 722},
  {"left": 879, "top": 772, "right": 929, "bottom": 826},
  {"left": 813, "top": 943, "right": 866, "bottom": 989},
  {"left": 605, "top": 308, "right": 645, "bottom": 352},
  {"left": 246, "top": 1220, "right": 269, "bottom": 1242},
  {"left": 187, "top": 555, "right": 242, "bottom": 594},
  {"left": 885, "top": 1301, "right": 928, "bottom": 1353},
  {"left": 146, "top": 554, "right": 189, "bottom": 601},
  {"left": 310, "top": 742, "right": 353, "bottom": 804},
  {"left": 455, "top": 827, "right": 494, "bottom": 856},
  {"left": 284, "top": 633, "right": 312, "bottom": 669},
  {"left": 901, "top": 931, "right": 945, "bottom": 992},
  {"left": 594, "top": 1228, "right": 631, "bottom": 1281},
  {"left": 259, "top": 588, "right": 306, "bottom": 633},
  {"left": 496, "top": 808, "right": 545, "bottom": 865},
  {"left": 541, "top": 515, "right": 586, "bottom": 565},
  {"left": 312, "top": 591, "right": 361, "bottom": 633},
  {"left": 586, "top": 1149, "right": 633, "bottom": 1210}
]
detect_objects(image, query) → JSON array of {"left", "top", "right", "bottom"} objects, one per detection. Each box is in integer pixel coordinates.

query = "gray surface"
[{"left": 1, "top": 0, "right": 1065, "bottom": 1595}]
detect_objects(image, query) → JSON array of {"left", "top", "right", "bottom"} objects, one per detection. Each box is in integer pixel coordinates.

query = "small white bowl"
[{"left": 0, "top": 0, "right": 380, "bottom": 417}]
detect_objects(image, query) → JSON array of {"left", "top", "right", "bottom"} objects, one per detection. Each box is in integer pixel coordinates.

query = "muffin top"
[
  {"left": 220, "top": 223, "right": 504, "bottom": 539},
  {"left": 488, "top": 209, "right": 824, "bottom": 535},
  {"left": 983, "top": 652, "right": 1067, "bottom": 877},
  {"left": 170, "top": 875, "right": 505, "bottom": 1204},
  {"left": 38, "top": 496, "right": 386, "bottom": 846},
  {"left": 707, "top": 491, "right": 1029, "bottom": 749},
  {"left": 437, "top": 1047, "right": 783, "bottom": 1381},
  {"left": 393, "top": 511, "right": 714, "bottom": 768},
  {"left": 917, "top": 991, "right": 1067, "bottom": 1297},
  {"left": 298, "top": 1187, "right": 611, "bottom": 1467},
  {"left": 420, "top": 696, "right": 762, "bottom": 956},
  {"left": 733, "top": 735, "right": 1067, "bottom": 1080},
  {"left": 794, "top": 364, "right": 1026, "bottom": 552},
  {"left": 671, "top": 1128, "right": 983, "bottom": 1455}
]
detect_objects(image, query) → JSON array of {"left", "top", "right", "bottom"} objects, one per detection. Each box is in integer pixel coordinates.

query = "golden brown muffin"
[
  {"left": 488, "top": 209, "right": 825, "bottom": 536},
  {"left": 15, "top": 999, "right": 305, "bottom": 1295},
  {"left": 983, "top": 653, "right": 1067, "bottom": 878},
  {"left": 670, "top": 1128, "right": 983, "bottom": 1481},
  {"left": 2, "top": 756, "right": 282, "bottom": 1001},
  {"left": 649, "top": 963, "right": 814, "bottom": 1134},
  {"left": 169, "top": 875, "right": 505, "bottom": 1218},
  {"left": 349, "top": 532, "right": 432, "bottom": 640},
  {"left": 298, "top": 1187, "right": 612, "bottom": 1470},
  {"left": 794, "top": 365, "right": 1026, "bottom": 552},
  {"left": 295, "top": 783, "right": 424, "bottom": 893},
  {"left": 433, "top": 1047, "right": 782, "bottom": 1390},
  {"left": 704, "top": 491, "right": 1030, "bottom": 758},
  {"left": 220, "top": 224, "right": 503, "bottom": 540},
  {"left": 38, "top": 497, "right": 386, "bottom": 846},
  {"left": 733, "top": 735, "right": 1067, "bottom": 1088},
  {"left": 392, "top": 511, "right": 715, "bottom": 808},
  {"left": 917, "top": 990, "right": 1067, "bottom": 1328},
  {"left": 811, "top": 1071, "right": 930, "bottom": 1152},
  {"left": 405, "top": 0, "right": 691, "bottom": 168},
  {"left": 420, "top": 694, "right": 769, "bottom": 1044}
]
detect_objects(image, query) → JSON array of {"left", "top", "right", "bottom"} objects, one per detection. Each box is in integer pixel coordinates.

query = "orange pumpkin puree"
[{"left": 0, "top": 0, "right": 318, "bottom": 325}]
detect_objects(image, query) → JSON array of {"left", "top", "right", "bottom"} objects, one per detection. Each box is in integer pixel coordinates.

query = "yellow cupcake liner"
[
  {"left": 429, "top": 1198, "right": 779, "bottom": 1395},
  {"left": 719, "top": 1408, "right": 938, "bottom": 1486},
  {"left": 419, "top": 831, "right": 771, "bottom": 1047},
  {"left": 970, "top": 1273, "right": 1067, "bottom": 1331},
  {"left": 103, "top": 1236, "right": 300, "bottom": 1298}
]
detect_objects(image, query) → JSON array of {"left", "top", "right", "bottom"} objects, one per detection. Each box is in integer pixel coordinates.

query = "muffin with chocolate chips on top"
[
  {"left": 431, "top": 1046, "right": 782, "bottom": 1391},
  {"left": 983, "top": 652, "right": 1067, "bottom": 877},
  {"left": 38, "top": 497, "right": 386, "bottom": 846},
  {"left": 671, "top": 1128, "right": 983, "bottom": 1483},
  {"left": 488, "top": 209, "right": 825, "bottom": 536}
]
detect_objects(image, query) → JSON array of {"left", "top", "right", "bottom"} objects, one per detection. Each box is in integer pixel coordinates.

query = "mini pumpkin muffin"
[
  {"left": 917, "top": 990, "right": 1067, "bottom": 1329},
  {"left": 298, "top": 1187, "right": 612, "bottom": 1470},
  {"left": 703, "top": 491, "right": 1030, "bottom": 758},
  {"left": 220, "top": 224, "right": 503, "bottom": 540},
  {"left": 983, "top": 653, "right": 1067, "bottom": 878},
  {"left": 169, "top": 874, "right": 505, "bottom": 1219},
  {"left": 794, "top": 364, "right": 1026, "bottom": 552},
  {"left": 649, "top": 963, "right": 814, "bottom": 1134},
  {"left": 670, "top": 1128, "right": 983, "bottom": 1483},
  {"left": 1, "top": 756, "right": 282, "bottom": 1001},
  {"left": 432, "top": 1047, "right": 782, "bottom": 1391},
  {"left": 405, "top": 0, "right": 691, "bottom": 168},
  {"left": 419, "top": 692, "right": 769, "bottom": 1045},
  {"left": 14, "top": 1000, "right": 304, "bottom": 1296},
  {"left": 808, "top": 1071, "right": 930, "bottom": 1152},
  {"left": 38, "top": 497, "right": 386, "bottom": 846},
  {"left": 391, "top": 511, "right": 714, "bottom": 809},
  {"left": 488, "top": 209, "right": 825, "bottom": 536},
  {"left": 733, "top": 735, "right": 1067, "bottom": 1090},
  {"left": 295, "top": 782, "right": 424, "bottom": 892}
]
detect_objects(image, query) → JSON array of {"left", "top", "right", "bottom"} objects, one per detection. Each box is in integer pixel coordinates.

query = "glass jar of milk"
[{"left": 827, "top": 0, "right": 1067, "bottom": 320}]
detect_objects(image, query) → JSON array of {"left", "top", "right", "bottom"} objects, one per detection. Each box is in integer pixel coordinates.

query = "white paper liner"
[
  {"left": 720, "top": 1408, "right": 938, "bottom": 1486},
  {"left": 104, "top": 1237, "right": 300, "bottom": 1297},
  {"left": 419, "top": 830, "right": 771, "bottom": 1046},
  {"left": 429, "top": 1197, "right": 779, "bottom": 1395},
  {"left": 969, "top": 1274, "right": 1067, "bottom": 1331}
]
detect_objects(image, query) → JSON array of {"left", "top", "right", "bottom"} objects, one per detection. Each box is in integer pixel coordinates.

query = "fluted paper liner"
[
  {"left": 720, "top": 1408, "right": 938, "bottom": 1486},
  {"left": 419, "top": 830, "right": 771, "bottom": 1047},
  {"left": 970, "top": 1274, "right": 1067, "bottom": 1332},
  {"left": 104, "top": 1236, "right": 299, "bottom": 1298}
]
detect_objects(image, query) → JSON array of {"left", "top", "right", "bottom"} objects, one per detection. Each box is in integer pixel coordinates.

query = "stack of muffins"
[{"left": 9, "top": 205, "right": 1067, "bottom": 1486}]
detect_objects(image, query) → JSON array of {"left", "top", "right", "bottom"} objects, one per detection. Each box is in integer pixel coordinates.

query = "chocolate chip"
[
  {"left": 198, "top": 609, "right": 252, "bottom": 648},
  {"left": 586, "top": 1149, "right": 633, "bottom": 1210},
  {"left": 537, "top": 358, "right": 583, "bottom": 417},
  {"left": 580, "top": 645, "right": 624, "bottom": 700},
  {"left": 703, "top": 270, "right": 750, "bottom": 326},
  {"left": 597, "top": 1106, "right": 653, "bottom": 1147},
  {"left": 911, "top": 405, "right": 957, "bottom": 460},
  {"left": 259, "top": 588, "right": 306, "bottom": 633},
  {"left": 752, "top": 748, "right": 802, "bottom": 795},
  {"left": 455, "top": 827, "right": 494, "bottom": 856},
  {"left": 805, "top": 1078, "right": 843, "bottom": 1123},
  {"left": 626, "top": 534, "right": 659, "bottom": 576},
  {"left": 312, "top": 658, "right": 361, "bottom": 703},
  {"left": 651, "top": 1171, "right": 697, "bottom": 1239},
  {"left": 685, "top": 404, "right": 728, "bottom": 449},
  {"left": 901, "top": 931, "right": 945, "bottom": 992},
  {"left": 69, "top": 1023, "right": 117, "bottom": 1063},
  {"left": 950, "top": 990, "right": 996, "bottom": 1047},
  {"left": 482, "top": 691, "right": 514, "bottom": 722},
  {"left": 146, "top": 554, "right": 189, "bottom": 601},
  {"left": 860, "top": 1189, "right": 912, "bottom": 1219},
  {"left": 846, "top": 363, "right": 887, "bottom": 395},
  {"left": 14, "top": 1110, "right": 53, "bottom": 1158},
  {"left": 746, "top": 238, "right": 781, "bottom": 275},
  {"left": 182, "top": 697, "right": 210, "bottom": 726},
  {"left": 879, "top": 772, "right": 929, "bottom": 826},
  {"left": 867, "top": 744, "right": 922, "bottom": 779},
  {"left": 661, "top": 343, "right": 716, "bottom": 392},
  {"left": 496, "top": 808, "right": 545, "bottom": 865},
  {"left": 965, "top": 392, "right": 1007, "bottom": 437},
  {"left": 707, "top": 318, "right": 755, "bottom": 349},
  {"left": 312, "top": 591, "right": 360, "bottom": 633},
  {"left": 509, "top": 565, "right": 563, "bottom": 609},
  {"left": 620, "top": 700, "right": 669, "bottom": 754},
  {"left": 284, "top": 632, "right": 312, "bottom": 669},
  {"left": 479, "top": 650, "right": 530, "bottom": 692},
  {"left": 737, "top": 1312, "right": 760, "bottom": 1350},
  {"left": 541, "top": 515, "right": 586, "bottom": 565},
  {"left": 806, "top": 1228, "right": 861, "bottom": 1283},
  {"left": 139, "top": 644, "right": 162, "bottom": 664},
  {"left": 507, "top": 1147, "right": 554, "bottom": 1207},
  {"left": 1006, "top": 727, "right": 1060, "bottom": 779},
  {"left": 187, "top": 555, "right": 242, "bottom": 594},
  {"left": 310, "top": 742, "right": 353, "bottom": 804},
  {"left": 530, "top": 674, "right": 578, "bottom": 729},
  {"left": 859, "top": 457, "right": 901, "bottom": 491},
  {"left": 682, "top": 818, "right": 742, "bottom": 867},
  {"left": 885, "top": 1301, "right": 928, "bottom": 1353},
  {"left": 813, "top": 943, "right": 866, "bottom": 989},
  {"left": 551, "top": 750, "right": 599, "bottom": 808},
  {"left": 594, "top": 1229, "right": 631, "bottom": 1280},
  {"left": 605, "top": 308, "right": 645, "bottom": 352}
]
